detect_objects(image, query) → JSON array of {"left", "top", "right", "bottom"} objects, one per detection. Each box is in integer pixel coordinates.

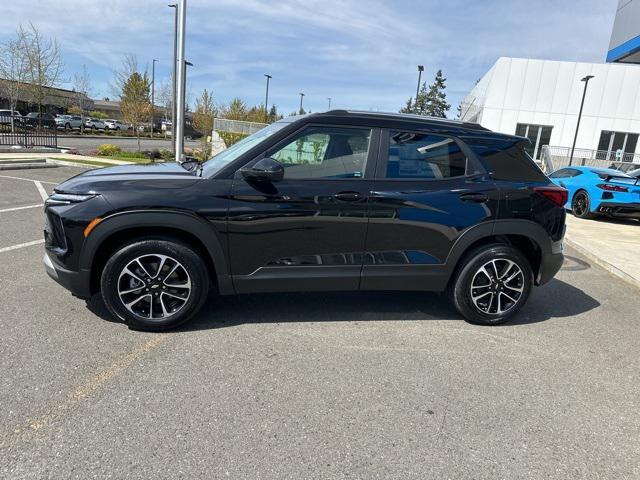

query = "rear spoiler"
[{"left": 597, "top": 173, "right": 639, "bottom": 185}]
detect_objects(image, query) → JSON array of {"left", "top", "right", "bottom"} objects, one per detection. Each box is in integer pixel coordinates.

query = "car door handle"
[
  {"left": 459, "top": 193, "right": 489, "bottom": 203},
  {"left": 333, "top": 191, "right": 363, "bottom": 202}
]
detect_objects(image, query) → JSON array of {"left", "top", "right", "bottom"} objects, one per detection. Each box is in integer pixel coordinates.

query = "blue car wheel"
[{"left": 571, "top": 190, "right": 596, "bottom": 219}]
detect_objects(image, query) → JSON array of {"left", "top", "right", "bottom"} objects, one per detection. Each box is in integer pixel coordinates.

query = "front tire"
[
  {"left": 100, "top": 239, "right": 209, "bottom": 331},
  {"left": 449, "top": 244, "right": 533, "bottom": 326}
]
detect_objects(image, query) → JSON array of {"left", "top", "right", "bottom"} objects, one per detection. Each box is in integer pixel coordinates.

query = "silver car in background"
[
  {"left": 104, "top": 119, "right": 131, "bottom": 131},
  {"left": 55, "top": 115, "right": 83, "bottom": 130},
  {"left": 85, "top": 118, "right": 106, "bottom": 131}
]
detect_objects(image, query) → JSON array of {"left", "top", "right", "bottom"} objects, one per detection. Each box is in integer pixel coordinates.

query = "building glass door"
[{"left": 515, "top": 123, "right": 553, "bottom": 160}]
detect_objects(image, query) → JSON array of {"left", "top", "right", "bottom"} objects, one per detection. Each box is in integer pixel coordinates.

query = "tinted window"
[
  {"left": 464, "top": 137, "right": 548, "bottom": 182},
  {"left": 386, "top": 131, "right": 467, "bottom": 179},
  {"left": 549, "top": 168, "right": 581, "bottom": 178},
  {"left": 270, "top": 126, "right": 371, "bottom": 179}
]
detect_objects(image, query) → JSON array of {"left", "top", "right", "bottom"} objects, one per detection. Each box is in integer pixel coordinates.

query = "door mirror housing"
[{"left": 241, "top": 157, "right": 284, "bottom": 183}]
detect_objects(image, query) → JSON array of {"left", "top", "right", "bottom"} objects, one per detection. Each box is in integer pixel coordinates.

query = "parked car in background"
[
  {"left": 55, "top": 115, "right": 83, "bottom": 130},
  {"left": 0, "top": 109, "right": 23, "bottom": 125},
  {"left": 43, "top": 110, "right": 567, "bottom": 331},
  {"left": 550, "top": 166, "right": 640, "bottom": 220},
  {"left": 85, "top": 118, "right": 106, "bottom": 131},
  {"left": 104, "top": 119, "right": 131, "bottom": 131},
  {"left": 23, "top": 112, "right": 56, "bottom": 129}
]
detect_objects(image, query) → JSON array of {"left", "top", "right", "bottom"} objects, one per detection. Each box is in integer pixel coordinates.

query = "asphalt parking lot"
[{"left": 1, "top": 166, "right": 639, "bottom": 479}]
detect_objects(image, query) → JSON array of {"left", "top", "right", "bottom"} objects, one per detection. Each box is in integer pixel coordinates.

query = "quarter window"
[
  {"left": 386, "top": 131, "right": 467, "bottom": 179},
  {"left": 269, "top": 126, "right": 371, "bottom": 179}
]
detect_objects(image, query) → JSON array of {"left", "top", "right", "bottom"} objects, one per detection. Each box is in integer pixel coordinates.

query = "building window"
[
  {"left": 515, "top": 123, "right": 553, "bottom": 160},
  {"left": 597, "top": 131, "right": 639, "bottom": 161}
]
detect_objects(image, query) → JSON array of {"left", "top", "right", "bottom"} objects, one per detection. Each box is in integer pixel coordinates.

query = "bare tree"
[
  {"left": 0, "top": 26, "right": 30, "bottom": 132},
  {"left": 110, "top": 53, "right": 138, "bottom": 99},
  {"left": 156, "top": 78, "right": 172, "bottom": 120},
  {"left": 23, "top": 22, "right": 64, "bottom": 115},
  {"left": 72, "top": 64, "right": 93, "bottom": 133}
]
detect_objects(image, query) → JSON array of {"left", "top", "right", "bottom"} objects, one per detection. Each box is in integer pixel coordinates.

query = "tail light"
[
  {"left": 534, "top": 186, "right": 568, "bottom": 207},
  {"left": 596, "top": 183, "right": 628, "bottom": 192}
]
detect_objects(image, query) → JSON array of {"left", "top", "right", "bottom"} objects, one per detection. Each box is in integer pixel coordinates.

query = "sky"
[{"left": 0, "top": 0, "right": 618, "bottom": 116}]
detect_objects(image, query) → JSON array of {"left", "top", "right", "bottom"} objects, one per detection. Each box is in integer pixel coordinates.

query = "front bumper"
[
  {"left": 43, "top": 252, "right": 92, "bottom": 299},
  {"left": 597, "top": 202, "right": 640, "bottom": 219}
]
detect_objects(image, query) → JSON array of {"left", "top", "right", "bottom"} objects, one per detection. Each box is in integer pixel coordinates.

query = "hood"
[{"left": 55, "top": 162, "right": 202, "bottom": 194}]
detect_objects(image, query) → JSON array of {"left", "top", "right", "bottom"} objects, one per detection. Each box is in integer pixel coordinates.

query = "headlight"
[{"left": 45, "top": 193, "right": 98, "bottom": 205}]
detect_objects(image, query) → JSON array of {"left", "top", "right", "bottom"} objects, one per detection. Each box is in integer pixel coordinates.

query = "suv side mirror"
[{"left": 241, "top": 158, "right": 284, "bottom": 183}]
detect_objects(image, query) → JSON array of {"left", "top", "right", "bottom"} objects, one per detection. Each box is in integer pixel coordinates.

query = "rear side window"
[
  {"left": 464, "top": 137, "right": 548, "bottom": 182},
  {"left": 386, "top": 131, "right": 467, "bottom": 179}
]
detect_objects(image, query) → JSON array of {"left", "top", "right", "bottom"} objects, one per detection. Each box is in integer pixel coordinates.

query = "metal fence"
[
  {"left": 540, "top": 145, "right": 640, "bottom": 173},
  {"left": 213, "top": 118, "right": 266, "bottom": 135},
  {"left": 0, "top": 115, "right": 58, "bottom": 148}
]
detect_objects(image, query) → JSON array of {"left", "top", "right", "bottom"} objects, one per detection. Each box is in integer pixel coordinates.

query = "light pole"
[
  {"left": 168, "top": 4, "right": 178, "bottom": 152},
  {"left": 150, "top": 58, "right": 158, "bottom": 138},
  {"left": 327, "top": 97, "right": 331, "bottom": 110},
  {"left": 569, "top": 74, "right": 594, "bottom": 166},
  {"left": 299, "top": 92, "right": 305, "bottom": 115},
  {"left": 175, "top": 0, "right": 187, "bottom": 161},
  {"left": 415, "top": 65, "right": 424, "bottom": 110},
  {"left": 264, "top": 74, "right": 272, "bottom": 122}
]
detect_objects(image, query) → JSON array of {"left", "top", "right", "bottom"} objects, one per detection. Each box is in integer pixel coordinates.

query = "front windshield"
[{"left": 202, "top": 120, "right": 290, "bottom": 176}]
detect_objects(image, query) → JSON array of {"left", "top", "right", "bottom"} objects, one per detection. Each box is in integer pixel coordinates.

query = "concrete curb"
[
  {"left": 45, "top": 158, "right": 98, "bottom": 169},
  {"left": 565, "top": 236, "right": 640, "bottom": 291}
]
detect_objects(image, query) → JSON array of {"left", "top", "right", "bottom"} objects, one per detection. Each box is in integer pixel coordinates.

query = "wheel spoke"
[
  {"left": 125, "top": 293, "right": 150, "bottom": 309},
  {"left": 122, "top": 267, "right": 145, "bottom": 285},
  {"left": 500, "top": 291, "right": 519, "bottom": 305},
  {"left": 120, "top": 285, "right": 145, "bottom": 295},
  {"left": 134, "top": 258, "right": 153, "bottom": 279},
  {"left": 162, "top": 290, "right": 188, "bottom": 301},
  {"left": 155, "top": 255, "right": 167, "bottom": 278}
]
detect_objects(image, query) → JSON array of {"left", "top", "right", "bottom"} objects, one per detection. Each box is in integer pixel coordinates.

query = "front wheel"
[
  {"left": 101, "top": 239, "right": 209, "bottom": 331},
  {"left": 449, "top": 244, "right": 533, "bottom": 325}
]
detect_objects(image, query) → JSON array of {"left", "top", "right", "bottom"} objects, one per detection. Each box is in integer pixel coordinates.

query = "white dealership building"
[{"left": 459, "top": 0, "right": 640, "bottom": 164}]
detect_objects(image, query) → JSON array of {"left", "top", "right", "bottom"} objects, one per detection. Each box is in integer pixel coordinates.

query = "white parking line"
[
  {"left": 0, "top": 239, "right": 44, "bottom": 253},
  {"left": 0, "top": 174, "right": 57, "bottom": 185},
  {"left": 0, "top": 204, "right": 43, "bottom": 213},
  {"left": 34, "top": 181, "right": 49, "bottom": 201}
]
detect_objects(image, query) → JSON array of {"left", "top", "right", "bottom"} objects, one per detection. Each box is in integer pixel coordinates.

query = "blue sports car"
[{"left": 549, "top": 166, "right": 640, "bottom": 220}]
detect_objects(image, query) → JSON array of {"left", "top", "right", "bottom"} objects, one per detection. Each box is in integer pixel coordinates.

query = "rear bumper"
[
  {"left": 597, "top": 202, "right": 640, "bottom": 219},
  {"left": 536, "top": 239, "right": 564, "bottom": 286},
  {"left": 43, "top": 252, "right": 92, "bottom": 299}
]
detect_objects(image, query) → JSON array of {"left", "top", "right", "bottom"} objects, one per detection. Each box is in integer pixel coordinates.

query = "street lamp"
[
  {"left": 168, "top": 3, "right": 178, "bottom": 152},
  {"left": 264, "top": 74, "right": 272, "bottom": 122},
  {"left": 327, "top": 97, "right": 331, "bottom": 110},
  {"left": 150, "top": 58, "right": 158, "bottom": 138},
  {"left": 174, "top": 0, "right": 187, "bottom": 161},
  {"left": 569, "top": 74, "right": 595, "bottom": 166},
  {"left": 415, "top": 65, "right": 424, "bottom": 109},
  {"left": 299, "top": 92, "right": 305, "bottom": 114}
]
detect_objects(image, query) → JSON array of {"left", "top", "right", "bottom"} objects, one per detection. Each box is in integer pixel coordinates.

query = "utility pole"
[
  {"left": 175, "top": 0, "right": 187, "bottom": 161},
  {"left": 264, "top": 74, "right": 272, "bottom": 122},
  {"left": 569, "top": 75, "right": 594, "bottom": 166},
  {"left": 415, "top": 65, "right": 424, "bottom": 110},
  {"left": 150, "top": 58, "right": 158, "bottom": 138},
  {"left": 168, "top": 3, "right": 178, "bottom": 153},
  {"left": 327, "top": 97, "right": 331, "bottom": 110},
  {"left": 299, "top": 92, "right": 305, "bottom": 115}
]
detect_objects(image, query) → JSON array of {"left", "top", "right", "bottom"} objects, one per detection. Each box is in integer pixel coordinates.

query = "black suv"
[{"left": 43, "top": 111, "right": 566, "bottom": 331}]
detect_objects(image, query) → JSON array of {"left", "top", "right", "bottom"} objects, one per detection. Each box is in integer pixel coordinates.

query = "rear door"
[
  {"left": 228, "top": 124, "right": 379, "bottom": 293},
  {"left": 361, "top": 129, "right": 498, "bottom": 290}
]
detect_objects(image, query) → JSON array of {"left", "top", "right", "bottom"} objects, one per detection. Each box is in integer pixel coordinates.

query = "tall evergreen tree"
[{"left": 424, "top": 69, "right": 450, "bottom": 118}]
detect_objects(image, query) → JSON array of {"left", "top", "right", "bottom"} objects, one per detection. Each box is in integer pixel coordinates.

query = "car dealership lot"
[{"left": 1, "top": 167, "right": 640, "bottom": 479}]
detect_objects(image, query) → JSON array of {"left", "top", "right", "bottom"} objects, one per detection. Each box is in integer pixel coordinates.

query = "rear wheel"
[
  {"left": 571, "top": 190, "right": 597, "bottom": 219},
  {"left": 449, "top": 244, "right": 533, "bottom": 325},
  {"left": 101, "top": 239, "right": 209, "bottom": 331}
]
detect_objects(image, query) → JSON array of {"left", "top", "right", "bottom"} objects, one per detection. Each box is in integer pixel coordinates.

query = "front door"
[
  {"left": 361, "top": 129, "right": 498, "bottom": 291},
  {"left": 228, "top": 125, "right": 379, "bottom": 293}
]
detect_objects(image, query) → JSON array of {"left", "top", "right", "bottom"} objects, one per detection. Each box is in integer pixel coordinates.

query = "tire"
[
  {"left": 571, "top": 190, "right": 597, "bottom": 219},
  {"left": 100, "top": 239, "right": 209, "bottom": 331},
  {"left": 448, "top": 244, "right": 533, "bottom": 326}
]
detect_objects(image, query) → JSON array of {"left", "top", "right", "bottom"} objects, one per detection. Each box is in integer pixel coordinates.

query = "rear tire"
[
  {"left": 448, "top": 244, "right": 533, "bottom": 326},
  {"left": 100, "top": 239, "right": 209, "bottom": 331},
  {"left": 571, "top": 190, "right": 597, "bottom": 219}
]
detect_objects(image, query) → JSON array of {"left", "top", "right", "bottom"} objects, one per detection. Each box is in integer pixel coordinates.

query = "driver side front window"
[{"left": 269, "top": 126, "right": 371, "bottom": 179}]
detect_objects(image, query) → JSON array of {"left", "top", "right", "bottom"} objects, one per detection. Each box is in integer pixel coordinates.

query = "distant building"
[
  {"left": 459, "top": 57, "right": 640, "bottom": 162},
  {"left": 607, "top": 0, "right": 640, "bottom": 63},
  {"left": 0, "top": 79, "right": 93, "bottom": 114}
]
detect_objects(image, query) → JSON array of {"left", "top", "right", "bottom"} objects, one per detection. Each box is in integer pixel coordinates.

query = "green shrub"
[
  {"left": 117, "top": 151, "right": 148, "bottom": 159},
  {"left": 89, "top": 111, "right": 110, "bottom": 119},
  {"left": 97, "top": 144, "right": 122, "bottom": 156},
  {"left": 218, "top": 131, "right": 248, "bottom": 147}
]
